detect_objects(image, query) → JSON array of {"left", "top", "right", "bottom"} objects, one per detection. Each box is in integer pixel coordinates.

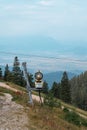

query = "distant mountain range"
[
  {"left": 0, "top": 64, "right": 83, "bottom": 89},
  {"left": 0, "top": 35, "right": 86, "bottom": 86},
  {"left": 43, "top": 71, "right": 81, "bottom": 88},
  {"left": 0, "top": 35, "right": 87, "bottom": 72}
]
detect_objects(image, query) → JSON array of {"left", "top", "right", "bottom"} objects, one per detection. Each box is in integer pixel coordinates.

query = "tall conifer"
[
  {"left": 12, "top": 56, "right": 25, "bottom": 86},
  {"left": 0, "top": 67, "right": 2, "bottom": 79},
  {"left": 61, "top": 71, "right": 71, "bottom": 104}
]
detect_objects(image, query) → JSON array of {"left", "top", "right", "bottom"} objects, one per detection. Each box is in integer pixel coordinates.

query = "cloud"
[
  {"left": 19, "top": 55, "right": 87, "bottom": 72},
  {"left": 38, "top": 0, "right": 53, "bottom": 6},
  {"left": 0, "top": 0, "right": 87, "bottom": 41},
  {"left": 1, "top": 4, "right": 37, "bottom": 12},
  {"left": 0, "top": 52, "right": 87, "bottom": 72}
]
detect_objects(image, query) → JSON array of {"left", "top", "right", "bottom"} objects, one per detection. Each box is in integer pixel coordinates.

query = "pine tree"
[
  {"left": 27, "top": 73, "right": 34, "bottom": 87},
  {"left": 0, "top": 67, "right": 2, "bottom": 79},
  {"left": 70, "top": 71, "right": 87, "bottom": 110},
  {"left": 42, "top": 81, "right": 49, "bottom": 94},
  {"left": 51, "top": 82, "right": 60, "bottom": 99},
  {"left": 4, "top": 64, "right": 10, "bottom": 81},
  {"left": 61, "top": 71, "right": 71, "bottom": 104},
  {"left": 12, "top": 56, "right": 25, "bottom": 86}
]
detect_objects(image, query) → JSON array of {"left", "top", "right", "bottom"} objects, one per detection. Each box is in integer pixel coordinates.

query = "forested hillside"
[
  {"left": 0, "top": 56, "right": 87, "bottom": 129},
  {"left": 44, "top": 71, "right": 76, "bottom": 88},
  {"left": 70, "top": 71, "right": 87, "bottom": 110},
  {"left": 50, "top": 71, "right": 87, "bottom": 111},
  {"left": 0, "top": 56, "right": 87, "bottom": 112}
]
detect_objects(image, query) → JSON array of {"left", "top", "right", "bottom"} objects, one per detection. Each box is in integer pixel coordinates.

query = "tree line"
[
  {"left": 0, "top": 56, "right": 33, "bottom": 87},
  {"left": 0, "top": 57, "right": 71, "bottom": 104},
  {"left": 70, "top": 72, "right": 87, "bottom": 110},
  {"left": 0, "top": 56, "right": 87, "bottom": 111},
  {"left": 50, "top": 71, "right": 87, "bottom": 111},
  {"left": 50, "top": 71, "right": 71, "bottom": 104}
]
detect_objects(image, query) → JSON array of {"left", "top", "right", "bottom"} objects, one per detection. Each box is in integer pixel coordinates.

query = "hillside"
[
  {"left": 70, "top": 71, "right": 87, "bottom": 111},
  {"left": 0, "top": 82, "right": 87, "bottom": 130}
]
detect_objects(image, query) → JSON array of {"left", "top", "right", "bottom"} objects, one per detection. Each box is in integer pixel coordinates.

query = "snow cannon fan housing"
[{"left": 35, "top": 71, "right": 43, "bottom": 89}]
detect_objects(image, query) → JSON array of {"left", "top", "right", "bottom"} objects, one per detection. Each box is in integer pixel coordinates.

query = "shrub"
[
  {"left": 44, "top": 92, "right": 57, "bottom": 108},
  {"left": 65, "top": 111, "right": 81, "bottom": 126},
  {"left": 63, "top": 107, "right": 69, "bottom": 113},
  {"left": 64, "top": 111, "right": 87, "bottom": 127}
]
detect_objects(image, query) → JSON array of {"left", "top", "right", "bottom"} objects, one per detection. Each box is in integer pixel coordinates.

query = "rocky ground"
[
  {"left": 0, "top": 82, "right": 44, "bottom": 130},
  {"left": 0, "top": 93, "right": 29, "bottom": 130}
]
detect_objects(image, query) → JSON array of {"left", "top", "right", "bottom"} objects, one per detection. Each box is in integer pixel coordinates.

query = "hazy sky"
[
  {"left": 0, "top": 0, "right": 87, "bottom": 72},
  {"left": 0, "top": 0, "right": 87, "bottom": 42}
]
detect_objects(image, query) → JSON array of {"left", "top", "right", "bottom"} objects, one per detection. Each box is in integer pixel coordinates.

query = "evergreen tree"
[
  {"left": 44, "top": 92, "right": 57, "bottom": 108},
  {"left": 27, "top": 73, "right": 34, "bottom": 87},
  {"left": 61, "top": 71, "right": 71, "bottom": 104},
  {"left": 12, "top": 56, "right": 25, "bottom": 86},
  {"left": 70, "top": 71, "right": 87, "bottom": 110},
  {"left": 51, "top": 82, "right": 60, "bottom": 99},
  {"left": 0, "top": 67, "right": 2, "bottom": 79},
  {"left": 4, "top": 64, "right": 10, "bottom": 81},
  {"left": 42, "top": 81, "right": 49, "bottom": 94}
]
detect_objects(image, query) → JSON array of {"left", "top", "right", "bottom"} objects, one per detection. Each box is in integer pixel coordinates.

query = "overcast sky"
[
  {"left": 0, "top": 0, "right": 87, "bottom": 42},
  {"left": 0, "top": 0, "right": 87, "bottom": 72}
]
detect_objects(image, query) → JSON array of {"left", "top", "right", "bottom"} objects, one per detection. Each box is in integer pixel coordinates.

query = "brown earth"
[{"left": 0, "top": 93, "right": 29, "bottom": 130}]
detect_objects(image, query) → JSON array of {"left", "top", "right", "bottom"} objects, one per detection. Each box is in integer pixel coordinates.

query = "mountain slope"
[
  {"left": 44, "top": 71, "right": 76, "bottom": 88},
  {"left": 0, "top": 82, "right": 87, "bottom": 130}
]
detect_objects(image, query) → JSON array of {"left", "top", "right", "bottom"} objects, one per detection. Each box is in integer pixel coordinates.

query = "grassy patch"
[
  {"left": 61, "top": 101, "right": 87, "bottom": 118},
  {"left": 63, "top": 110, "right": 87, "bottom": 127},
  {"left": 26, "top": 104, "right": 85, "bottom": 130},
  {"left": 0, "top": 92, "right": 4, "bottom": 96},
  {"left": 0, "top": 82, "right": 87, "bottom": 130},
  {"left": 0, "top": 86, "right": 29, "bottom": 105},
  {"left": 6, "top": 82, "right": 27, "bottom": 92}
]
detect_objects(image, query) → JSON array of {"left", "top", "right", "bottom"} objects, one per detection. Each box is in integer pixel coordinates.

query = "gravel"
[{"left": 0, "top": 93, "right": 29, "bottom": 130}]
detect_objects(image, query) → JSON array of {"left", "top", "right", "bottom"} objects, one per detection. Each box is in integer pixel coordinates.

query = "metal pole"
[
  {"left": 39, "top": 89, "right": 43, "bottom": 105},
  {"left": 22, "top": 62, "right": 33, "bottom": 105}
]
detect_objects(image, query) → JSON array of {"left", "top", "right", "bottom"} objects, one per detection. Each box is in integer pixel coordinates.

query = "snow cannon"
[{"left": 35, "top": 71, "right": 43, "bottom": 89}]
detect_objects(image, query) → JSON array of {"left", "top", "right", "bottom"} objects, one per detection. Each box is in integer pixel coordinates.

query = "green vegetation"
[
  {"left": 12, "top": 56, "right": 26, "bottom": 86},
  {"left": 0, "top": 67, "right": 2, "bottom": 79},
  {"left": 44, "top": 92, "right": 58, "bottom": 108},
  {"left": 61, "top": 71, "right": 71, "bottom": 104},
  {"left": 6, "top": 82, "right": 27, "bottom": 92},
  {"left": 0, "top": 83, "right": 87, "bottom": 130},
  {"left": 0, "top": 92, "right": 4, "bottom": 96},
  {"left": 50, "top": 82, "right": 60, "bottom": 99},
  {"left": 50, "top": 71, "right": 71, "bottom": 104},
  {"left": 70, "top": 71, "right": 87, "bottom": 110},
  {"left": 0, "top": 86, "right": 28, "bottom": 105},
  {"left": 2, "top": 57, "right": 26, "bottom": 87},
  {"left": 64, "top": 110, "right": 87, "bottom": 127},
  {"left": 42, "top": 81, "right": 49, "bottom": 94},
  {"left": 4, "top": 64, "right": 10, "bottom": 81},
  {"left": 0, "top": 56, "right": 87, "bottom": 112},
  {"left": 26, "top": 102, "right": 87, "bottom": 130}
]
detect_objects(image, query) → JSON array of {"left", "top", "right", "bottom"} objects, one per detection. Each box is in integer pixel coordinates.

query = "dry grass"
[
  {"left": 5, "top": 82, "right": 27, "bottom": 92},
  {"left": 61, "top": 101, "right": 87, "bottom": 118},
  {"left": 25, "top": 103, "right": 87, "bottom": 130},
  {"left": 0, "top": 82, "right": 87, "bottom": 130},
  {"left": 0, "top": 92, "right": 4, "bottom": 96}
]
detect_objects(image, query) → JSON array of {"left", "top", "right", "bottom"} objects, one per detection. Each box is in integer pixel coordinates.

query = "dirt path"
[
  {"left": 0, "top": 82, "right": 44, "bottom": 130},
  {"left": 0, "top": 82, "right": 18, "bottom": 92},
  {"left": 0, "top": 82, "right": 44, "bottom": 103},
  {"left": 0, "top": 93, "right": 29, "bottom": 130}
]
